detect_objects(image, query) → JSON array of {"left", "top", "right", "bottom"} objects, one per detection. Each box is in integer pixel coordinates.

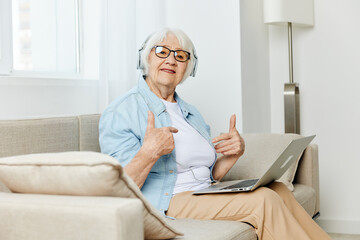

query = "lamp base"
[{"left": 284, "top": 83, "right": 300, "bottom": 134}]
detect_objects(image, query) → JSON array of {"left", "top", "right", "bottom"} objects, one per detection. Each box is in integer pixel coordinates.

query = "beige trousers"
[{"left": 166, "top": 182, "right": 331, "bottom": 240}]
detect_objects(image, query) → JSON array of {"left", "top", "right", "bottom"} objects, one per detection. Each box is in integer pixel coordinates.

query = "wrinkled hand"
[
  {"left": 142, "top": 111, "right": 178, "bottom": 160},
  {"left": 212, "top": 114, "right": 245, "bottom": 157}
]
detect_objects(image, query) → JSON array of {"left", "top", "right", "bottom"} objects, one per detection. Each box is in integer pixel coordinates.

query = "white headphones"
[{"left": 137, "top": 33, "right": 198, "bottom": 77}]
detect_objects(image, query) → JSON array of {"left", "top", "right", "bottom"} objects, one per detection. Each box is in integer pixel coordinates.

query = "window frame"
[
  {"left": 0, "top": 0, "right": 13, "bottom": 75},
  {"left": 0, "top": 0, "right": 98, "bottom": 81}
]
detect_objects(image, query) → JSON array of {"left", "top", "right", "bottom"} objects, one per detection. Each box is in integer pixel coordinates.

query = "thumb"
[
  {"left": 229, "top": 114, "right": 236, "bottom": 132},
  {"left": 147, "top": 111, "right": 155, "bottom": 130}
]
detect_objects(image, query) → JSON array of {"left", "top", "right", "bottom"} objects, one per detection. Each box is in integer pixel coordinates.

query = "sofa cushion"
[
  {"left": 0, "top": 117, "right": 79, "bottom": 158},
  {"left": 0, "top": 151, "right": 182, "bottom": 239},
  {"left": 0, "top": 179, "right": 11, "bottom": 193},
  {"left": 78, "top": 114, "right": 101, "bottom": 152},
  {"left": 292, "top": 183, "right": 316, "bottom": 217},
  {"left": 222, "top": 133, "right": 303, "bottom": 191},
  {"left": 166, "top": 218, "right": 257, "bottom": 240},
  {"left": 0, "top": 192, "right": 144, "bottom": 240}
]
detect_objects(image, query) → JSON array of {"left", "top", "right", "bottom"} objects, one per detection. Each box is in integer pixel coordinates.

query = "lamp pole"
[
  {"left": 284, "top": 22, "right": 300, "bottom": 134},
  {"left": 288, "top": 22, "right": 294, "bottom": 84}
]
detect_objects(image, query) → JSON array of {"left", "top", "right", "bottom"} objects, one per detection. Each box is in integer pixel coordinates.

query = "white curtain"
[{"left": 99, "top": 0, "right": 166, "bottom": 112}]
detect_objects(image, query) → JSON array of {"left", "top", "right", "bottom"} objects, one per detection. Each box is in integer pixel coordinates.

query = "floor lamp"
[{"left": 263, "top": 0, "right": 314, "bottom": 134}]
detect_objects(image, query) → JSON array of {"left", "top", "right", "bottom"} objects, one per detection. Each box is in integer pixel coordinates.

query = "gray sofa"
[{"left": 0, "top": 114, "right": 320, "bottom": 240}]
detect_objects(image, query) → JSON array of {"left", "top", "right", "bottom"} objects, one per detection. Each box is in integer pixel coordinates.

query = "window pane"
[{"left": 12, "top": 0, "right": 79, "bottom": 73}]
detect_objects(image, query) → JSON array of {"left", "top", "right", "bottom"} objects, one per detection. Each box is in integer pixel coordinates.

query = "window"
[{"left": 0, "top": 0, "right": 100, "bottom": 79}]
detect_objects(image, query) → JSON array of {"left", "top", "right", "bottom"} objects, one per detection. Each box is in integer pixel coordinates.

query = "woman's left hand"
[{"left": 212, "top": 114, "right": 245, "bottom": 157}]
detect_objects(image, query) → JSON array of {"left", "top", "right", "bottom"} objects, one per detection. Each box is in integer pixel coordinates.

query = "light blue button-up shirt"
[{"left": 99, "top": 78, "right": 216, "bottom": 213}]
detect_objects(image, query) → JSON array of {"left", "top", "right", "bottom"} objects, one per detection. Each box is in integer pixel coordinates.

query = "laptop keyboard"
[{"left": 221, "top": 179, "right": 259, "bottom": 190}]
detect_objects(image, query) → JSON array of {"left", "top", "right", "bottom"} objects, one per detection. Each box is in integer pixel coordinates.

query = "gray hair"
[{"left": 140, "top": 28, "right": 197, "bottom": 83}]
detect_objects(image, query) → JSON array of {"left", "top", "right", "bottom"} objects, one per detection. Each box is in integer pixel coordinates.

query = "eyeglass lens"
[{"left": 154, "top": 46, "right": 190, "bottom": 62}]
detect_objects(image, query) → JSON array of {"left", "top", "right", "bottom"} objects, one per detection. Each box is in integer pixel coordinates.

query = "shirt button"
[
  {"left": 169, "top": 170, "right": 174, "bottom": 173},
  {"left": 165, "top": 192, "right": 169, "bottom": 196}
]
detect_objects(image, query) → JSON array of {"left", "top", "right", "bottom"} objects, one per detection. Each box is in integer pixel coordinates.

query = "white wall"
[
  {"left": 267, "top": 0, "right": 360, "bottom": 234},
  {"left": 240, "top": 0, "right": 271, "bottom": 133},
  {"left": 164, "top": 0, "right": 243, "bottom": 137},
  {"left": 0, "top": 78, "right": 99, "bottom": 119},
  {"left": 133, "top": 0, "right": 243, "bottom": 137}
]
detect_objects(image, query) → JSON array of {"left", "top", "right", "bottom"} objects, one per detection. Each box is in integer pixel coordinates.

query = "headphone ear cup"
[
  {"left": 137, "top": 48, "right": 143, "bottom": 70},
  {"left": 190, "top": 50, "right": 198, "bottom": 77},
  {"left": 137, "top": 34, "right": 153, "bottom": 71}
]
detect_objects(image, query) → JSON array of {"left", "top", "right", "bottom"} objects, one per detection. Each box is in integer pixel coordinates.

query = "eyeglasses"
[{"left": 152, "top": 46, "right": 191, "bottom": 62}]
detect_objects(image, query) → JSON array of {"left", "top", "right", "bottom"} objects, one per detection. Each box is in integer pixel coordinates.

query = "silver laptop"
[{"left": 193, "top": 135, "right": 315, "bottom": 195}]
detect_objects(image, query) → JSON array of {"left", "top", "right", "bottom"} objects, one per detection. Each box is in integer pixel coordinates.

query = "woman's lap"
[
  {"left": 166, "top": 182, "right": 287, "bottom": 222},
  {"left": 166, "top": 182, "right": 318, "bottom": 240}
]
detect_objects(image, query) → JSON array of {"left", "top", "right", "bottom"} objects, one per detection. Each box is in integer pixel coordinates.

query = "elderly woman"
[{"left": 99, "top": 28, "right": 330, "bottom": 240}]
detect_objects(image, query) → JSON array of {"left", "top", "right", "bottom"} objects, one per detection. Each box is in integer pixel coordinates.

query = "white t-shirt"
[{"left": 161, "top": 99, "right": 216, "bottom": 195}]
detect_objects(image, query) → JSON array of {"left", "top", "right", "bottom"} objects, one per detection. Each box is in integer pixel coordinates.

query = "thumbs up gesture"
[
  {"left": 212, "top": 114, "right": 245, "bottom": 157},
  {"left": 142, "top": 111, "right": 178, "bottom": 161}
]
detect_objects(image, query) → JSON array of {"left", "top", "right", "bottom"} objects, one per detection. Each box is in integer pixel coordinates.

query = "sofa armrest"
[
  {"left": 294, "top": 143, "right": 320, "bottom": 214},
  {"left": 0, "top": 193, "right": 144, "bottom": 240}
]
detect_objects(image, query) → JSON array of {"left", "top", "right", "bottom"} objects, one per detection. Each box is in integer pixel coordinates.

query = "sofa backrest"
[{"left": 0, "top": 114, "right": 101, "bottom": 158}]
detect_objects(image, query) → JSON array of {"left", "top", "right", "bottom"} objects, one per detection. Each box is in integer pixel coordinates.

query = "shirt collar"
[
  {"left": 138, "top": 77, "right": 192, "bottom": 118},
  {"left": 138, "top": 77, "right": 166, "bottom": 116},
  {"left": 174, "top": 92, "right": 191, "bottom": 118}
]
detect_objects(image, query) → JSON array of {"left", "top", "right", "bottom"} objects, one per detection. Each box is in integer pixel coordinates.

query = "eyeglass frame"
[{"left": 151, "top": 45, "right": 191, "bottom": 62}]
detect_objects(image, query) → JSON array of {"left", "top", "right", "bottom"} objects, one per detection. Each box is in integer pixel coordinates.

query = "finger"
[
  {"left": 229, "top": 114, "right": 236, "bottom": 132},
  {"left": 214, "top": 139, "right": 235, "bottom": 149},
  {"left": 222, "top": 149, "right": 239, "bottom": 156},
  {"left": 168, "top": 127, "right": 178, "bottom": 133},
  {"left": 161, "top": 127, "right": 179, "bottom": 133},
  {"left": 215, "top": 144, "right": 235, "bottom": 154},
  {"left": 146, "top": 111, "right": 155, "bottom": 130},
  {"left": 212, "top": 133, "right": 231, "bottom": 143}
]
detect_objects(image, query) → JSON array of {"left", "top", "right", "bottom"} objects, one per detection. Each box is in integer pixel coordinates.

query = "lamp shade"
[{"left": 263, "top": 0, "right": 314, "bottom": 26}]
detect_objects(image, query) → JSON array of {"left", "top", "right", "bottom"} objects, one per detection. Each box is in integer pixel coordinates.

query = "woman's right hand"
[
  {"left": 142, "top": 111, "right": 178, "bottom": 161},
  {"left": 124, "top": 111, "right": 177, "bottom": 188}
]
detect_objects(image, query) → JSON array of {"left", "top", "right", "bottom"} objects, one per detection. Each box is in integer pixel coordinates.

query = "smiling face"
[{"left": 146, "top": 33, "right": 188, "bottom": 99}]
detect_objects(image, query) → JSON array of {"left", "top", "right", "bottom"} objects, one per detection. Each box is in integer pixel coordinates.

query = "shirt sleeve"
[{"left": 99, "top": 110, "right": 142, "bottom": 167}]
